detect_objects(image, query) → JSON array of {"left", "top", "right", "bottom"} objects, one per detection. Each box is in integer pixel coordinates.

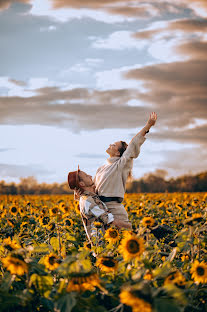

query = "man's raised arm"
[{"left": 132, "top": 112, "right": 157, "bottom": 140}]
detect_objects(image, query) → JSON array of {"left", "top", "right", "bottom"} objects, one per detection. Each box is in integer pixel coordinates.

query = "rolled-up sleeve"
[
  {"left": 118, "top": 133, "right": 146, "bottom": 168},
  {"left": 80, "top": 197, "right": 114, "bottom": 225}
]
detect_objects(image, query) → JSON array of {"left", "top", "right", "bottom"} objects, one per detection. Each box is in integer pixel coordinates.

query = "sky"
[{"left": 0, "top": 0, "right": 207, "bottom": 184}]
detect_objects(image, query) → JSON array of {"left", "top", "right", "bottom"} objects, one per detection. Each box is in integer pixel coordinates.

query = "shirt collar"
[{"left": 106, "top": 156, "right": 120, "bottom": 164}]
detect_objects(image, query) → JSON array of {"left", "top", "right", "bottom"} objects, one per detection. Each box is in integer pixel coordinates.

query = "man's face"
[
  {"left": 78, "top": 171, "right": 95, "bottom": 190},
  {"left": 106, "top": 141, "right": 122, "bottom": 157}
]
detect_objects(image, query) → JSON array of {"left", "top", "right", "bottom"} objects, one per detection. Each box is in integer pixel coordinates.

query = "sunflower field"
[{"left": 0, "top": 192, "right": 207, "bottom": 312}]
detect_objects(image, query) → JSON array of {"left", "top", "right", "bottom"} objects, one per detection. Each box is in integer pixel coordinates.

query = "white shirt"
[{"left": 94, "top": 133, "right": 146, "bottom": 198}]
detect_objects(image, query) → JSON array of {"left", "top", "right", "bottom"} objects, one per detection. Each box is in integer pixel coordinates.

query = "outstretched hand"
[{"left": 147, "top": 112, "right": 157, "bottom": 127}]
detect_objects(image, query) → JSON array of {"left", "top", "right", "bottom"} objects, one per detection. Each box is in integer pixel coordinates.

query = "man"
[{"left": 68, "top": 167, "right": 129, "bottom": 244}]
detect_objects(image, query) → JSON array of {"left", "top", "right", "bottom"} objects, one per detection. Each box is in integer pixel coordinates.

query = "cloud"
[
  {"left": 151, "top": 124, "right": 207, "bottom": 145},
  {"left": 133, "top": 18, "right": 207, "bottom": 40},
  {"left": 92, "top": 31, "right": 147, "bottom": 50},
  {"left": 50, "top": 0, "right": 207, "bottom": 19},
  {"left": 159, "top": 145, "right": 207, "bottom": 177},
  {"left": 8, "top": 78, "right": 27, "bottom": 86},
  {"left": 0, "top": 163, "right": 53, "bottom": 178},
  {"left": 131, "top": 18, "right": 207, "bottom": 62},
  {"left": 0, "top": 79, "right": 207, "bottom": 146},
  {"left": 124, "top": 58, "right": 207, "bottom": 106},
  {"left": 175, "top": 40, "right": 207, "bottom": 60},
  {"left": 0, "top": 0, "right": 30, "bottom": 11}
]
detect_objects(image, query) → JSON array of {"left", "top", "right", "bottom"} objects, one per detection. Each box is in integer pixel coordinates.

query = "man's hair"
[
  {"left": 118, "top": 141, "right": 128, "bottom": 157},
  {"left": 118, "top": 141, "right": 133, "bottom": 181}
]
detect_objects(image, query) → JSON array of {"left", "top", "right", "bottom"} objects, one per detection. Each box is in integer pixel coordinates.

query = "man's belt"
[{"left": 99, "top": 196, "right": 123, "bottom": 203}]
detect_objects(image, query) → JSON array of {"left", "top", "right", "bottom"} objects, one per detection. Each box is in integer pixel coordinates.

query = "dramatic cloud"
[
  {"left": 0, "top": 0, "right": 30, "bottom": 11},
  {"left": 50, "top": 0, "right": 207, "bottom": 18},
  {"left": 133, "top": 19, "right": 207, "bottom": 40},
  {"left": 1, "top": 81, "right": 207, "bottom": 145}
]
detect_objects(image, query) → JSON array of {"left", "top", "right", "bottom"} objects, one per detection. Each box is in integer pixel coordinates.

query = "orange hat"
[{"left": 68, "top": 165, "right": 80, "bottom": 190}]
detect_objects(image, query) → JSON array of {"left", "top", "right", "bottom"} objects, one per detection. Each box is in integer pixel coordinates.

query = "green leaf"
[
  {"left": 163, "top": 284, "right": 187, "bottom": 305},
  {"left": 33, "top": 243, "right": 50, "bottom": 253},
  {"left": 154, "top": 298, "right": 181, "bottom": 312},
  {"left": 29, "top": 273, "right": 53, "bottom": 298},
  {"left": 55, "top": 293, "right": 76, "bottom": 312},
  {"left": 50, "top": 237, "right": 60, "bottom": 252}
]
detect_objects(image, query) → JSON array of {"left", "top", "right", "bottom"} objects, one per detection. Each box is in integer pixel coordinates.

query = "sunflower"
[
  {"left": 104, "top": 228, "right": 120, "bottom": 244},
  {"left": 93, "top": 221, "right": 103, "bottom": 228},
  {"left": 62, "top": 206, "right": 70, "bottom": 214},
  {"left": 39, "top": 216, "right": 50, "bottom": 227},
  {"left": 164, "top": 271, "right": 186, "bottom": 287},
  {"left": 83, "top": 241, "right": 92, "bottom": 250},
  {"left": 192, "top": 213, "right": 203, "bottom": 222},
  {"left": 119, "top": 285, "right": 152, "bottom": 312},
  {"left": 181, "top": 254, "right": 189, "bottom": 262},
  {"left": 3, "top": 237, "right": 21, "bottom": 251},
  {"left": 1, "top": 255, "right": 28, "bottom": 275},
  {"left": 185, "top": 214, "right": 203, "bottom": 226},
  {"left": 44, "top": 253, "right": 60, "bottom": 270},
  {"left": 64, "top": 218, "right": 74, "bottom": 227},
  {"left": 59, "top": 202, "right": 66, "bottom": 211},
  {"left": 9, "top": 206, "right": 19, "bottom": 216},
  {"left": 119, "top": 234, "right": 145, "bottom": 262},
  {"left": 50, "top": 206, "right": 59, "bottom": 217},
  {"left": 142, "top": 217, "right": 155, "bottom": 228},
  {"left": 20, "top": 221, "right": 28, "bottom": 230},
  {"left": 191, "top": 260, "right": 207, "bottom": 284},
  {"left": 66, "top": 272, "right": 101, "bottom": 293},
  {"left": 96, "top": 256, "right": 118, "bottom": 272},
  {"left": 47, "top": 222, "right": 56, "bottom": 231}
]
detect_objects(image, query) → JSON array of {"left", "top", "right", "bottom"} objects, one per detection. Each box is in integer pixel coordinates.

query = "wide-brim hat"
[{"left": 68, "top": 165, "right": 80, "bottom": 190}]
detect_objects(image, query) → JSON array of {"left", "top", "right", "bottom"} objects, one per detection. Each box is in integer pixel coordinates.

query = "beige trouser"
[{"left": 105, "top": 201, "right": 132, "bottom": 226}]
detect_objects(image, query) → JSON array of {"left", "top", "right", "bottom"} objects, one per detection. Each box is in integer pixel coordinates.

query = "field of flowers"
[{"left": 0, "top": 192, "right": 206, "bottom": 312}]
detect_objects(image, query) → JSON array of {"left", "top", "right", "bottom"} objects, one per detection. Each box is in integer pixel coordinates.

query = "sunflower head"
[
  {"left": 96, "top": 256, "right": 118, "bottom": 272},
  {"left": 119, "top": 234, "right": 145, "bottom": 262},
  {"left": 3, "top": 237, "right": 21, "bottom": 251},
  {"left": 119, "top": 283, "right": 152, "bottom": 311},
  {"left": 2, "top": 255, "right": 28, "bottom": 275},
  {"left": 50, "top": 206, "right": 59, "bottom": 216},
  {"left": 64, "top": 218, "right": 74, "bottom": 227},
  {"left": 93, "top": 221, "right": 103, "bottom": 228},
  {"left": 10, "top": 206, "right": 19, "bottom": 215},
  {"left": 104, "top": 228, "right": 120, "bottom": 243},
  {"left": 164, "top": 270, "right": 186, "bottom": 288},
  {"left": 44, "top": 253, "right": 60, "bottom": 270},
  {"left": 66, "top": 271, "right": 101, "bottom": 293},
  {"left": 190, "top": 260, "right": 207, "bottom": 284},
  {"left": 39, "top": 216, "right": 50, "bottom": 227},
  {"left": 142, "top": 217, "right": 155, "bottom": 228}
]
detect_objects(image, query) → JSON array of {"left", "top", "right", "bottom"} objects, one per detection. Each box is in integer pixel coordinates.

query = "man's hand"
[
  {"left": 74, "top": 189, "right": 81, "bottom": 200},
  {"left": 147, "top": 112, "right": 157, "bottom": 127}
]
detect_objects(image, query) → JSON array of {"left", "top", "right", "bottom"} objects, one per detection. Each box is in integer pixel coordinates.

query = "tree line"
[{"left": 0, "top": 170, "right": 206, "bottom": 195}]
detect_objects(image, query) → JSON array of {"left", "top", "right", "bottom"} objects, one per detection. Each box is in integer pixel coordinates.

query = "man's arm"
[
  {"left": 132, "top": 112, "right": 157, "bottom": 139},
  {"left": 80, "top": 197, "right": 114, "bottom": 225}
]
